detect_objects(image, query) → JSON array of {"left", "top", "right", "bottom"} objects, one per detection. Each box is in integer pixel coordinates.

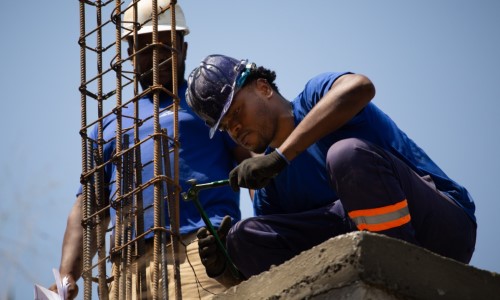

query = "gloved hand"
[
  {"left": 229, "top": 150, "right": 288, "bottom": 191},
  {"left": 197, "top": 215, "right": 232, "bottom": 278}
]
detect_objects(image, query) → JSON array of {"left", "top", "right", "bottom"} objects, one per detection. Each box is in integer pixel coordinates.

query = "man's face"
[
  {"left": 128, "top": 31, "right": 187, "bottom": 89},
  {"left": 220, "top": 79, "right": 276, "bottom": 153}
]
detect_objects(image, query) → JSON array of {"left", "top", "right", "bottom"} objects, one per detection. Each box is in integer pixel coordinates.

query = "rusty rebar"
[
  {"left": 150, "top": 0, "right": 162, "bottom": 297},
  {"left": 79, "top": 0, "right": 93, "bottom": 298},
  {"left": 79, "top": 0, "right": 183, "bottom": 298}
]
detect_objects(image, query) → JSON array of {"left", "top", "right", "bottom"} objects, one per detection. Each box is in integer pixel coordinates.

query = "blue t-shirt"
[
  {"left": 79, "top": 81, "right": 240, "bottom": 235},
  {"left": 253, "top": 72, "right": 476, "bottom": 223}
]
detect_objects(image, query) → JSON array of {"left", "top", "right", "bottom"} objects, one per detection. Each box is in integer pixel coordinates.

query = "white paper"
[
  {"left": 34, "top": 268, "right": 69, "bottom": 300},
  {"left": 33, "top": 284, "right": 60, "bottom": 300}
]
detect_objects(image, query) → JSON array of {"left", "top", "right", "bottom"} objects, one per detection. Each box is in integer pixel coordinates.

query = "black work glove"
[
  {"left": 229, "top": 150, "right": 288, "bottom": 191},
  {"left": 197, "top": 215, "right": 232, "bottom": 278}
]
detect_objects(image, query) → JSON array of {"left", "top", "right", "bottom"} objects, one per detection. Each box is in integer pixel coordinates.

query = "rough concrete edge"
[
  {"left": 214, "top": 232, "right": 500, "bottom": 300},
  {"left": 214, "top": 232, "right": 367, "bottom": 300},
  {"left": 356, "top": 232, "right": 500, "bottom": 300}
]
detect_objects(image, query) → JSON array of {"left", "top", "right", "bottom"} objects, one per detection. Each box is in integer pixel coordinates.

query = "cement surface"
[{"left": 214, "top": 232, "right": 500, "bottom": 300}]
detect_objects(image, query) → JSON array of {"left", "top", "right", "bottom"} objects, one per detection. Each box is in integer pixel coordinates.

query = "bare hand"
[{"left": 48, "top": 275, "right": 79, "bottom": 300}]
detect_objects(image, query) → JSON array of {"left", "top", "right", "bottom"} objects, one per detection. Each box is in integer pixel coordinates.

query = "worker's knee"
[
  {"left": 326, "top": 138, "right": 374, "bottom": 182},
  {"left": 226, "top": 218, "right": 257, "bottom": 253},
  {"left": 226, "top": 217, "right": 267, "bottom": 276}
]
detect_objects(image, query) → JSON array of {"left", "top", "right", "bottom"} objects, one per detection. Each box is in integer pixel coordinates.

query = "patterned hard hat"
[{"left": 186, "top": 54, "right": 254, "bottom": 138}]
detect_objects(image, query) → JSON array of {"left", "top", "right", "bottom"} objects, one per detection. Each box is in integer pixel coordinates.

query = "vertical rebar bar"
[
  {"left": 113, "top": 0, "right": 124, "bottom": 299},
  {"left": 161, "top": 129, "right": 176, "bottom": 299},
  {"left": 131, "top": 1, "right": 147, "bottom": 297},
  {"left": 151, "top": 0, "right": 162, "bottom": 299},
  {"left": 83, "top": 142, "right": 93, "bottom": 300},
  {"left": 94, "top": 1, "right": 110, "bottom": 299},
  {"left": 122, "top": 135, "right": 134, "bottom": 300},
  {"left": 169, "top": 2, "right": 182, "bottom": 299},
  {"left": 79, "top": 1, "right": 92, "bottom": 299}
]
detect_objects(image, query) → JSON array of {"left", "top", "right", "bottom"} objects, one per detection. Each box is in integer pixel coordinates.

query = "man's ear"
[{"left": 256, "top": 78, "right": 273, "bottom": 98}]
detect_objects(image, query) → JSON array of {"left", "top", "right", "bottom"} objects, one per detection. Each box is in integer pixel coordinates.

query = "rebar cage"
[{"left": 78, "top": 0, "right": 182, "bottom": 298}]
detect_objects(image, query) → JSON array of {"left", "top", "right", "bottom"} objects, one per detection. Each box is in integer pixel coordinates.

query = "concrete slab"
[{"left": 214, "top": 232, "right": 500, "bottom": 300}]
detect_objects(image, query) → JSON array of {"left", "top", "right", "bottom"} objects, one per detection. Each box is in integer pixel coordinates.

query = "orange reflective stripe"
[
  {"left": 348, "top": 199, "right": 411, "bottom": 232},
  {"left": 348, "top": 199, "right": 408, "bottom": 218},
  {"left": 356, "top": 214, "right": 411, "bottom": 232}
]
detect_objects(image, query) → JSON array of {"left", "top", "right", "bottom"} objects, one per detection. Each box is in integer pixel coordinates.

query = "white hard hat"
[{"left": 123, "top": 0, "right": 190, "bottom": 37}]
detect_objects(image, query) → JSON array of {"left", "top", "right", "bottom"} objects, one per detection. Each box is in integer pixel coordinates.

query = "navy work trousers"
[{"left": 226, "top": 138, "right": 476, "bottom": 279}]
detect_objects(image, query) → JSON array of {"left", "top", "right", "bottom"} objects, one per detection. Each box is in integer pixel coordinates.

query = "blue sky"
[{"left": 1, "top": 1, "right": 499, "bottom": 299}]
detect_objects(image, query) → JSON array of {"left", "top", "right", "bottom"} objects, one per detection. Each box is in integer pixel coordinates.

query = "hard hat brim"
[
  {"left": 209, "top": 87, "right": 237, "bottom": 139},
  {"left": 134, "top": 25, "right": 190, "bottom": 36},
  {"left": 122, "top": 25, "right": 190, "bottom": 40},
  {"left": 209, "top": 59, "right": 249, "bottom": 139}
]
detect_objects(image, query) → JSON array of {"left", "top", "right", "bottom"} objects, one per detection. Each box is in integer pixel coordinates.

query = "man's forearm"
[{"left": 58, "top": 195, "right": 85, "bottom": 281}]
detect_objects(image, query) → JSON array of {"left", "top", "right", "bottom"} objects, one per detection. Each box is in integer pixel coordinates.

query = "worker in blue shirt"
[{"left": 186, "top": 54, "right": 476, "bottom": 280}]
